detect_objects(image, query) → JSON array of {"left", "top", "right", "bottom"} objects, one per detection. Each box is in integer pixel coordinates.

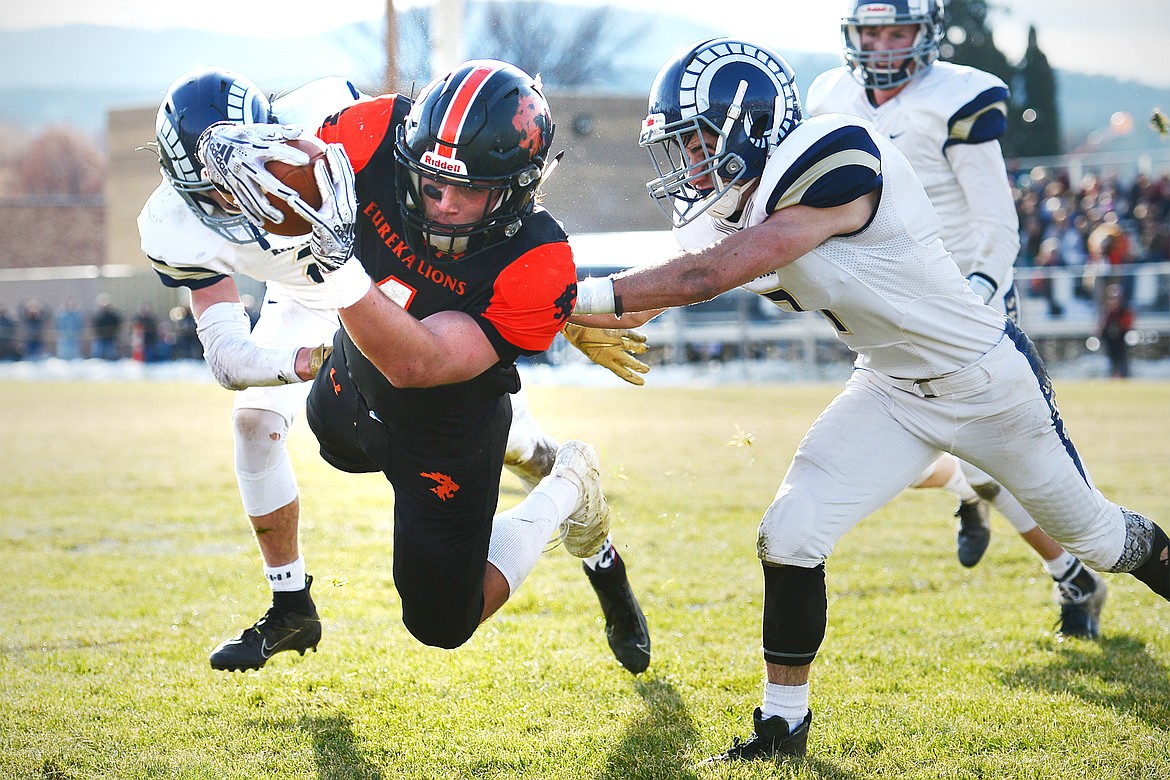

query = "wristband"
[
  {"left": 966, "top": 273, "right": 997, "bottom": 305},
  {"left": 574, "top": 276, "right": 617, "bottom": 315},
  {"left": 323, "top": 259, "right": 373, "bottom": 309}
]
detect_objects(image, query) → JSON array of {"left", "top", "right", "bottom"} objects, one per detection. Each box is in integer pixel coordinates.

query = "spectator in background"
[
  {"left": 1084, "top": 221, "right": 1132, "bottom": 303},
  {"left": 91, "top": 294, "right": 123, "bottom": 360},
  {"left": 168, "top": 305, "right": 201, "bottom": 360},
  {"left": 0, "top": 306, "right": 20, "bottom": 361},
  {"left": 20, "top": 299, "right": 49, "bottom": 360},
  {"left": 132, "top": 303, "right": 162, "bottom": 362},
  {"left": 1043, "top": 207, "right": 1088, "bottom": 271},
  {"left": 1031, "top": 237, "right": 1066, "bottom": 318},
  {"left": 1097, "top": 284, "right": 1135, "bottom": 378},
  {"left": 55, "top": 298, "right": 85, "bottom": 360}
]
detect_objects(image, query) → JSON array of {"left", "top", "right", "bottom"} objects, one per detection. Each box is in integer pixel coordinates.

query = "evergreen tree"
[
  {"left": 1014, "top": 26, "right": 1061, "bottom": 156},
  {"left": 938, "top": 0, "right": 1013, "bottom": 85},
  {"left": 937, "top": 0, "right": 1063, "bottom": 157}
]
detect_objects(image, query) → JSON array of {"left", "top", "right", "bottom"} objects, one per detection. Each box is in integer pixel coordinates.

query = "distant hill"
[{"left": 2, "top": 13, "right": 1167, "bottom": 155}]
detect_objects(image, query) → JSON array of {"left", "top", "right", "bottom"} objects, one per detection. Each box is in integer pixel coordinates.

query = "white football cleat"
[{"left": 552, "top": 440, "right": 611, "bottom": 557}]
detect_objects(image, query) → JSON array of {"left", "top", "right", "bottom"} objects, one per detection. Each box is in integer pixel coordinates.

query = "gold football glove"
[
  {"left": 561, "top": 322, "right": 649, "bottom": 386},
  {"left": 306, "top": 343, "right": 333, "bottom": 379}
]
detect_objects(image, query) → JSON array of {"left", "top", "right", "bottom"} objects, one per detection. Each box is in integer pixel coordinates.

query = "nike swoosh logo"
[
  {"left": 889, "top": 131, "right": 906, "bottom": 139},
  {"left": 260, "top": 635, "right": 294, "bottom": 658}
]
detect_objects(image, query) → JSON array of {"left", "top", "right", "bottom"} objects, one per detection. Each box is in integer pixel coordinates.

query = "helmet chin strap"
[
  {"left": 704, "top": 182, "right": 748, "bottom": 220},
  {"left": 703, "top": 79, "right": 753, "bottom": 221},
  {"left": 716, "top": 80, "right": 750, "bottom": 158}
]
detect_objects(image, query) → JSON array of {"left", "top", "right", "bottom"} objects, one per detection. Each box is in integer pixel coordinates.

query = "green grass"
[{"left": 2, "top": 379, "right": 1168, "bottom": 779}]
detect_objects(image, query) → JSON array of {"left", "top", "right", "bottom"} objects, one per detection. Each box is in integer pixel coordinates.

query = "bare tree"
[
  {"left": 15, "top": 125, "right": 105, "bottom": 197},
  {"left": 476, "top": 1, "right": 643, "bottom": 88}
]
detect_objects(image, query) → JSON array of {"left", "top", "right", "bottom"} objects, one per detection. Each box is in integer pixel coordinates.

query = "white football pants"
[{"left": 758, "top": 333, "right": 1129, "bottom": 572}]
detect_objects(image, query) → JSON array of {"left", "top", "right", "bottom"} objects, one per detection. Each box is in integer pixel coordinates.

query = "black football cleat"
[
  {"left": 1055, "top": 562, "right": 1107, "bottom": 639},
  {"left": 584, "top": 550, "right": 650, "bottom": 674},
  {"left": 700, "top": 708, "right": 812, "bottom": 764},
  {"left": 210, "top": 575, "right": 321, "bottom": 672},
  {"left": 955, "top": 498, "right": 992, "bottom": 567}
]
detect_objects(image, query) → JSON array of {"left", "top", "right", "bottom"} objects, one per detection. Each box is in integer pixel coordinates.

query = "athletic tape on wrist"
[
  {"left": 323, "top": 259, "right": 372, "bottom": 309},
  {"left": 575, "top": 276, "right": 616, "bottom": 315}
]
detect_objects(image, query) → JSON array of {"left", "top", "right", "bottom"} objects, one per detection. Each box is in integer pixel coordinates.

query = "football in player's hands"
[{"left": 259, "top": 137, "right": 328, "bottom": 236}]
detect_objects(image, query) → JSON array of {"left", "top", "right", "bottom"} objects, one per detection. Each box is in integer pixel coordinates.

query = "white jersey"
[
  {"left": 137, "top": 76, "right": 365, "bottom": 311},
  {"left": 806, "top": 63, "right": 1019, "bottom": 299},
  {"left": 674, "top": 114, "right": 1005, "bottom": 379}
]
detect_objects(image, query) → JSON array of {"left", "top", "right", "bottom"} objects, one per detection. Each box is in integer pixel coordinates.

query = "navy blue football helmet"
[
  {"left": 842, "top": 0, "right": 944, "bottom": 90},
  {"left": 641, "top": 38, "right": 802, "bottom": 227},
  {"left": 395, "top": 59, "right": 554, "bottom": 261},
  {"left": 155, "top": 67, "right": 272, "bottom": 243}
]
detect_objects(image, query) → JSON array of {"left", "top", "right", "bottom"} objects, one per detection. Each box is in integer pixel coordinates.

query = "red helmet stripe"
[{"left": 435, "top": 65, "right": 497, "bottom": 159}]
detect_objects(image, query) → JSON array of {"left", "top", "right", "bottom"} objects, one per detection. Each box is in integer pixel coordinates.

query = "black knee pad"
[{"left": 762, "top": 562, "right": 827, "bottom": 667}]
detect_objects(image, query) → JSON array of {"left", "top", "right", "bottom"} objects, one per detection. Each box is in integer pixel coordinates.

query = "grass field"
[{"left": 2, "top": 379, "right": 1168, "bottom": 779}]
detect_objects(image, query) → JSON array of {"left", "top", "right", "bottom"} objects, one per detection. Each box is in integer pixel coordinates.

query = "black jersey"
[{"left": 316, "top": 95, "right": 576, "bottom": 439}]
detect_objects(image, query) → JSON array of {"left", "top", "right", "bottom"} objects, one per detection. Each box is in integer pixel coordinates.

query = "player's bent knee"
[
  {"left": 1106, "top": 508, "right": 1158, "bottom": 573},
  {"left": 401, "top": 602, "right": 478, "bottom": 649},
  {"left": 233, "top": 408, "right": 297, "bottom": 516},
  {"left": 757, "top": 487, "right": 822, "bottom": 565}
]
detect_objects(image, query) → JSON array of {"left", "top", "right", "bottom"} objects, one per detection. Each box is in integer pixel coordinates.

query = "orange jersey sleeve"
[
  {"left": 484, "top": 241, "right": 577, "bottom": 353},
  {"left": 315, "top": 94, "right": 405, "bottom": 175}
]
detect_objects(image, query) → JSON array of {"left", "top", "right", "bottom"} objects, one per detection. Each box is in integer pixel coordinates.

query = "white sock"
[
  {"left": 1044, "top": 550, "right": 1079, "bottom": 580},
  {"left": 761, "top": 681, "right": 809, "bottom": 732},
  {"left": 582, "top": 536, "right": 615, "bottom": 571},
  {"left": 265, "top": 555, "right": 306, "bottom": 592},
  {"left": 487, "top": 492, "right": 563, "bottom": 594},
  {"left": 535, "top": 469, "right": 582, "bottom": 519},
  {"left": 943, "top": 464, "right": 979, "bottom": 504}
]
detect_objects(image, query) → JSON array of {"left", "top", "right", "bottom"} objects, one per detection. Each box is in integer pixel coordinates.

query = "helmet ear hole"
[{"left": 749, "top": 113, "right": 772, "bottom": 140}]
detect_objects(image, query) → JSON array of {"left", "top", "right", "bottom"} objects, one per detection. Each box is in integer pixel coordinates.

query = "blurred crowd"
[
  {"left": 1011, "top": 167, "right": 1170, "bottom": 317},
  {"left": 0, "top": 293, "right": 260, "bottom": 363}
]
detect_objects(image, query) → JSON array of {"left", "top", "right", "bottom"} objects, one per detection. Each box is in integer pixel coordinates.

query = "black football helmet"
[
  {"left": 394, "top": 59, "right": 554, "bottom": 261},
  {"left": 641, "top": 38, "right": 802, "bottom": 227},
  {"left": 842, "top": 0, "right": 944, "bottom": 90},
  {"left": 155, "top": 67, "right": 272, "bottom": 243}
]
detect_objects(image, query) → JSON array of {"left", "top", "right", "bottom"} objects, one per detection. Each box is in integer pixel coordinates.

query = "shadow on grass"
[
  {"left": 592, "top": 676, "right": 696, "bottom": 779},
  {"left": 248, "top": 712, "right": 382, "bottom": 780},
  {"left": 592, "top": 676, "right": 861, "bottom": 780},
  {"left": 1002, "top": 632, "right": 1170, "bottom": 729}
]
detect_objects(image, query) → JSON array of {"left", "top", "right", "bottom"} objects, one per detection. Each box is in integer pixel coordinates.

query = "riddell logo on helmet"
[{"left": 422, "top": 151, "right": 467, "bottom": 175}]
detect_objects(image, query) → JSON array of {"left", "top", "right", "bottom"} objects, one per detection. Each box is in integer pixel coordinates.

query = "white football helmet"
[{"left": 842, "top": 0, "right": 944, "bottom": 89}]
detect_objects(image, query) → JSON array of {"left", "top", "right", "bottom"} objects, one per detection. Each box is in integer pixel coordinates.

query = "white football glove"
[
  {"left": 196, "top": 122, "right": 309, "bottom": 226},
  {"left": 287, "top": 143, "right": 357, "bottom": 272},
  {"left": 562, "top": 322, "right": 650, "bottom": 385}
]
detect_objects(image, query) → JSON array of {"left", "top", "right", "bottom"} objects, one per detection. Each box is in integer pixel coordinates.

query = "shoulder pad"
[
  {"left": 805, "top": 67, "right": 851, "bottom": 117},
  {"left": 767, "top": 120, "right": 882, "bottom": 212},
  {"left": 272, "top": 77, "right": 365, "bottom": 128},
  {"left": 946, "top": 85, "right": 1009, "bottom": 147}
]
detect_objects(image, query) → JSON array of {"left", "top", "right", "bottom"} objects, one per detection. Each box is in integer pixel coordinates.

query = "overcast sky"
[{"left": 5, "top": 0, "right": 1169, "bottom": 87}]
